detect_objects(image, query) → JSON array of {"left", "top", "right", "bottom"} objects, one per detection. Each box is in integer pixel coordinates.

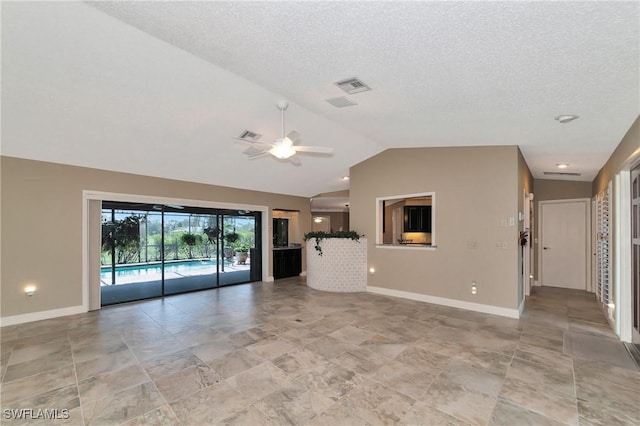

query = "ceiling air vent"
[
  {"left": 543, "top": 171, "right": 582, "bottom": 177},
  {"left": 239, "top": 130, "right": 261, "bottom": 140},
  {"left": 326, "top": 96, "right": 358, "bottom": 108},
  {"left": 335, "top": 77, "right": 371, "bottom": 94}
]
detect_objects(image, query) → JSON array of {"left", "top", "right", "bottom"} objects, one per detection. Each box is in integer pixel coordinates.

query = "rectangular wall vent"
[
  {"left": 239, "top": 130, "right": 261, "bottom": 140},
  {"left": 326, "top": 96, "right": 358, "bottom": 108},
  {"left": 335, "top": 77, "right": 371, "bottom": 94},
  {"left": 543, "top": 171, "right": 582, "bottom": 176}
]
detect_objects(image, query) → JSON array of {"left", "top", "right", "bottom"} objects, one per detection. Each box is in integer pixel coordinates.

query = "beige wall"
[
  {"left": 351, "top": 146, "right": 521, "bottom": 311},
  {"left": 518, "top": 148, "right": 534, "bottom": 304},
  {"left": 534, "top": 179, "right": 592, "bottom": 201},
  {"left": 1, "top": 156, "right": 311, "bottom": 319},
  {"left": 593, "top": 116, "right": 640, "bottom": 195},
  {"left": 310, "top": 211, "right": 349, "bottom": 232}
]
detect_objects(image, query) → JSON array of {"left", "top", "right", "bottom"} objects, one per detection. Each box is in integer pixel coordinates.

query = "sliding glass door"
[{"left": 100, "top": 201, "right": 261, "bottom": 306}]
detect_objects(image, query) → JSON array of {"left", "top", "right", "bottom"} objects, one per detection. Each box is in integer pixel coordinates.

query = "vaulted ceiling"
[{"left": 2, "top": 1, "right": 638, "bottom": 198}]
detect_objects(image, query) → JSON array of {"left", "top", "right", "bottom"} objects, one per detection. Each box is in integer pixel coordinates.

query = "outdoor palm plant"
[{"left": 101, "top": 215, "right": 142, "bottom": 264}]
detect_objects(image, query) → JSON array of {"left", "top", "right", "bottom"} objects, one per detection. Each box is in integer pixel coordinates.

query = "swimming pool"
[{"left": 101, "top": 259, "right": 233, "bottom": 284}]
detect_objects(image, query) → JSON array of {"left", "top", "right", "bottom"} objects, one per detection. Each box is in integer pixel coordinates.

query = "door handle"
[{"left": 543, "top": 247, "right": 550, "bottom": 250}]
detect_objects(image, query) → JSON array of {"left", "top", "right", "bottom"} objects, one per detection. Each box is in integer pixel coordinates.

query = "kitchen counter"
[{"left": 273, "top": 246, "right": 303, "bottom": 250}]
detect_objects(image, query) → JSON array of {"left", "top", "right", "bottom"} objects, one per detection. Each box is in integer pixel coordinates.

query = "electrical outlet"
[{"left": 471, "top": 281, "right": 477, "bottom": 294}]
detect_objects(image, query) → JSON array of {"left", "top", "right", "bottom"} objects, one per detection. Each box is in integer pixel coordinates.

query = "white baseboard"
[
  {"left": 264, "top": 276, "right": 275, "bottom": 282},
  {"left": 299, "top": 271, "right": 307, "bottom": 277},
  {"left": 367, "top": 286, "right": 520, "bottom": 319},
  {"left": 0, "top": 305, "right": 86, "bottom": 327}
]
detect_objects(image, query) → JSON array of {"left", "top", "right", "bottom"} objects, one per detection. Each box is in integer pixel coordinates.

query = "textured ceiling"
[{"left": 2, "top": 1, "right": 639, "bottom": 199}]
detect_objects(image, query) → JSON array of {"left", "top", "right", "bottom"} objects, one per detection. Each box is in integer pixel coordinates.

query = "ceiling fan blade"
[
  {"left": 248, "top": 152, "right": 270, "bottom": 160},
  {"left": 233, "top": 137, "right": 273, "bottom": 149},
  {"left": 286, "top": 130, "right": 301, "bottom": 145},
  {"left": 243, "top": 146, "right": 269, "bottom": 158},
  {"left": 293, "top": 145, "right": 334, "bottom": 154}
]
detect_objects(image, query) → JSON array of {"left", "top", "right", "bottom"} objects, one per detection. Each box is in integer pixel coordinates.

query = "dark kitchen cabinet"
[
  {"left": 273, "top": 248, "right": 302, "bottom": 279},
  {"left": 273, "top": 218, "right": 289, "bottom": 248},
  {"left": 403, "top": 206, "right": 432, "bottom": 232}
]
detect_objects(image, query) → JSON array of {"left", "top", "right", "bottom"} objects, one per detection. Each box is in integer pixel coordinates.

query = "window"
[{"left": 376, "top": 192, "right": 435, "bottom": 249}]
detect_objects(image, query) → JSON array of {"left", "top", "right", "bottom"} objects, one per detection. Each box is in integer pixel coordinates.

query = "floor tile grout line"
[
  {"left": 70, "top": 334, "right": 87, "bottom": 426},
  {"left": 114, "top": 331, "right": 173, "bottom": 425},
  {"left": 2, "top": 282, "right": 635, "bottom": 425}
]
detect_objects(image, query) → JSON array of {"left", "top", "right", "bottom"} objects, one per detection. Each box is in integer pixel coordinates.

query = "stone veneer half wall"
[{"left": 306, "top": 238, "right": 367, "bottom": 292}]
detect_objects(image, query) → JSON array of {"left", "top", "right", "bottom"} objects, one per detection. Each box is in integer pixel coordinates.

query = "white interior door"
[{"left": 540, "top": 200, "right": 589, "bottom": 290}]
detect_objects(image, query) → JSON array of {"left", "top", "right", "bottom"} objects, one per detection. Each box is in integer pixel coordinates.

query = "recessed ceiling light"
[
  {"left": 556, "top": 163, "right": 570, "bottom": 169},
  {"left": 554, "top": 114, "right": 579, "bottom": 123}
]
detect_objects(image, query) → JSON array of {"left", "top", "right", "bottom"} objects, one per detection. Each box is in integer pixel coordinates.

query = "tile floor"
[{"left": 1, "top": 279, "right": 639, "bottom": 425}]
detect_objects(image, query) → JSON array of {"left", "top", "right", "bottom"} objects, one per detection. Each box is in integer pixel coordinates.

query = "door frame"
[
  {"left": 615, "top": 170, "right": 633, "bottom": 341},
  {"left": 523, "top": 192, "right": 534, "bottom": 296},
  {"left": 83, "top": 190, "right": 270, "bottom": 310},
  {"left": 538, "top": 198, "right": 591, "bottom": 290},
  {"left": 630, "top": 164, "right": 640, "bottom": 344}
]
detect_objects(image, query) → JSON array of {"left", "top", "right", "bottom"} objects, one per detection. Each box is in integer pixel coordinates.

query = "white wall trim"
[
  {"left": 615, "top": 171, "right": 632, "bottom": 341},
  {"left": 375, "top": 191, "right": 436, "bottom": 246},
  {"left": 1, "top": 305, "right": 86, "bottom": 327},
  {"left": 367, "top": 286, "right": 520, "bottom": 319},
  {"left": 519, "top": 297, "right": 525, "bottom": 315},
  {"left": 82, "top": 191, "right": 91, "bottom": 311},
  {"left": 374, "top": 245, "right": 437, "bottom": 251}
]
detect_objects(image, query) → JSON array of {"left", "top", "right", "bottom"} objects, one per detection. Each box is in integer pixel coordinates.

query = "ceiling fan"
[{"left": 234, "top": 100, "right": 333, "bottom": 166}]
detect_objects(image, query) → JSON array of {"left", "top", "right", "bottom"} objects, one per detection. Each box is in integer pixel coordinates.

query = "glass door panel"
[
  {"left": 101, "top": 207, "right": 162, "bottom": 305},
  {"left": 163, "top": 212, "right": 220, "bottom": 295},
  {"left": 220, "top": 214, "right": 255, "bottom": 286}
]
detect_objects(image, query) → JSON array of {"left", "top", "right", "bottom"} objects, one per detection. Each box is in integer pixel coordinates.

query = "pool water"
[{"left": 101, "top": 259, "right": 230, "bottom": 283}]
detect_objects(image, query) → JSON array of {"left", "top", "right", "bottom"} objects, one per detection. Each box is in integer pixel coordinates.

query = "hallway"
[{"left": 1, "top": 281, "right": 639, "bottom": 425}]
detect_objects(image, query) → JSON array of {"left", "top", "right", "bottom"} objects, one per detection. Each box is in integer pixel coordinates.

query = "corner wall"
[
  {"left": 350, "top": 146, "right": 521, "bottom": 314},
  {"left": 593, "top": 116, "right": 640, "bottom": 194},
  {"left": 1, "top": 156, "right": 311, "bottom": 320},
  {"left": 517, "top": 148, "right": 534, "bottom": 306},
  {"left": 592, "top": 115, "right": 640, "bottom": 340}
]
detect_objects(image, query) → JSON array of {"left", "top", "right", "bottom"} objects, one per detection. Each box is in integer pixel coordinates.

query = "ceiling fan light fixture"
[{"left": 269, "top": 139, "right": 296, "bottom": 159}]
